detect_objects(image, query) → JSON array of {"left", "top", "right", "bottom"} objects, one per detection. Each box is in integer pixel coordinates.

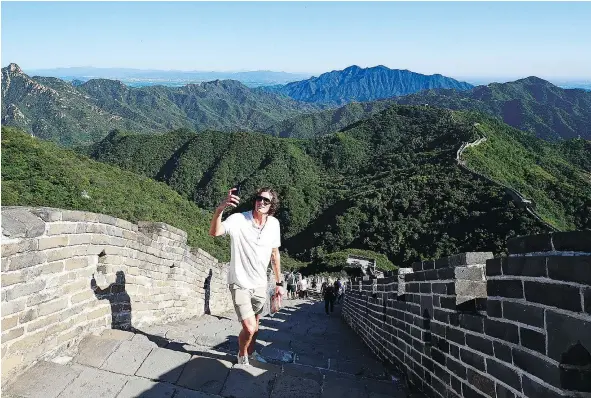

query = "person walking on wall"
[
  {"left": 321, "top": 281, "right": 335, "bottom": 315},
  {"left": 209, "top": 186, "right": 283, "bottom": 366},
  {"left": 298, "top": 275, "right": 309, "bottom": 299},
  {"left": 286, "top": 271, "right": 297, "bottom": 300},
  {"left": 334, "top": 278, "right": 343, "bottom": 304}
]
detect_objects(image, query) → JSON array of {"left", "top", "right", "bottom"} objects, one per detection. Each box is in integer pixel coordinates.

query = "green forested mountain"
[
  {"left": 1, "top": 63, "right": 317, "bottom": 146},
  {"left": 85, "top": 128, "right": 330, "bottom": 240},
  {"left": 85, "top": 105, "right": 589, "bottom": 267},
  {"left": 461, "top": 115, "right": 591, "bottom": 231},
  {"left": 263, "top": 100, "right": 394, "bottom": 138},
  {"left": 396, "top": 77, "right": 591, "bottom": 140},
  {"left": 260, "top": 65, "right": 473, "bottom": 106}
]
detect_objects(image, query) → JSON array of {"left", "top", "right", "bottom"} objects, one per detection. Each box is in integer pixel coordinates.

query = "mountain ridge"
[
  {"left": 264, "top": 76, "right": 591, "bottom": 141},
  {"left": 261, "top": 64, "right": 474, "bottom": 105},
  {"left": 1, "top": 63, "right": 318, "bottom": 146},
  {"left": 397, "top": 76, "right": 591, "bottom": 140}
]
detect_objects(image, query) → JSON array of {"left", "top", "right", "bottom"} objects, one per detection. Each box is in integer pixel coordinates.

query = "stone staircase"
[{"left": 3, "top": 299, "right": 418, "bottom": 398}]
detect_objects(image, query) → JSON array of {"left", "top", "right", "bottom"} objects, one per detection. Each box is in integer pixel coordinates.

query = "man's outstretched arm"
[{"left": 209, "top": 207, "right": 226, "bottom": 237}]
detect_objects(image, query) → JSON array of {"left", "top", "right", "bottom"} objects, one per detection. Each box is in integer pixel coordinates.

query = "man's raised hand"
[{"left": 218, "top": 188, "right": 240, "bottom": 211}]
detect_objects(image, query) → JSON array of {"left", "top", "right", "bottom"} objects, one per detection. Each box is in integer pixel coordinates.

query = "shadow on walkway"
[{"left": 122, "top": 298, "right": 415, "bottom": 398}]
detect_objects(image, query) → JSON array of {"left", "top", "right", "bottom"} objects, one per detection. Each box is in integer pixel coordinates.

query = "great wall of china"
[{"left": 1, "top": 206, "right": 589, "bottom": 398}]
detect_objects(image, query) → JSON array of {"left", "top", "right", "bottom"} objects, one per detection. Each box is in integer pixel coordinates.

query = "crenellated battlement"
[{"left": 343, "top": 231, "right": 591, "bottom": 398}]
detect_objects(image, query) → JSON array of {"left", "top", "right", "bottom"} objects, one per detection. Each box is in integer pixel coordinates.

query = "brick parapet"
[
  {"left": 1, "top": 206, "right": 233, "bottom": 382},
  {"left": 343, "top": 234, "right": 591, "bottom": 398}
]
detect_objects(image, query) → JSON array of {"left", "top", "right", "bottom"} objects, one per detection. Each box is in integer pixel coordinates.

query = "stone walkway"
[{"left": 3, "top": 298, "right": 417, "bottom": 398}]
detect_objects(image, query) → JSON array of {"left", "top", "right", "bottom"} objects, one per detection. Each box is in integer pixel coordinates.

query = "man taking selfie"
[{"left": 209, "top": 186, "right": 283, "bottom": 366}]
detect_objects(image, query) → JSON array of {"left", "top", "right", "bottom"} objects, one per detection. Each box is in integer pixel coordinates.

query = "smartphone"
[{"left": 232, "top": 185, "right": 241, "bottom": 196}]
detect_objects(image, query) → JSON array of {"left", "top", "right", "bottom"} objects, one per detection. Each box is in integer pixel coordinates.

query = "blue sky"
[{"left": 2, "top": 1, "right": 590, "bottom": 79}]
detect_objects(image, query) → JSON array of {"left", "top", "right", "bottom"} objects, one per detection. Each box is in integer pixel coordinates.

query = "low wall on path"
[{"left": 1, "top": 206, "right": 236, "bottom": 382}]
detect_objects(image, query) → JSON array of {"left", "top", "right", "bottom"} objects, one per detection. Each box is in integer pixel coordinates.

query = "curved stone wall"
[{"left": 1, "top": 206, "right": 233, "bottom": 381}]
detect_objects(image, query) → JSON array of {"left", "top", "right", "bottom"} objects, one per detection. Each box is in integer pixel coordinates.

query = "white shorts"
[{"left": 229, "top": 284, "right": 267, "bottom": 321}]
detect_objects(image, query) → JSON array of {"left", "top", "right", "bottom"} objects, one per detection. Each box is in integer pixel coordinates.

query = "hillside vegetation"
[
  {"left": 460, "top": 115, "right": 591, "bottom": 231},
  {"left": 1, "top": 126, "right": 230, "bottom": 261},
  {"left": 86, "top": 105, "right": 575, "bottom": 267}
]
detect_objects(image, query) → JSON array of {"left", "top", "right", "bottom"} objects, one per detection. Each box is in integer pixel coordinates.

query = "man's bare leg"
[
  {"left": 238, "top": 315, "right": 257, "bottom": 357},
  {"left": 247, "top": 314, "right": 261, "bottom": 356}
]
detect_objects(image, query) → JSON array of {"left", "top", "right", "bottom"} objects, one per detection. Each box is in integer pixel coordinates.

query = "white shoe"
[
  {"left": 237, "top": 354, "right": 250, "bottom": 366},
  {"left": 249, "top": 351, "right": 267, "bottom": 363}
]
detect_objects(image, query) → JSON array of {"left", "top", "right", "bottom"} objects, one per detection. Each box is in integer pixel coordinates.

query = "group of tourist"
[
  {"left": 208, "top": 185, "right": 348, "bottom": 366},
  {"left": 284, "top": 271, "right": 310, "bottom": 299}
]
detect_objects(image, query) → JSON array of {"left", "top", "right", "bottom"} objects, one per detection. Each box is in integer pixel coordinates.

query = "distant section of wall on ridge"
[
  {"left": 1, "top": 206, "right": 234, "bottom": 382},
  {"left": 342, "top": 231, "right": 591, "bottom": 398}
]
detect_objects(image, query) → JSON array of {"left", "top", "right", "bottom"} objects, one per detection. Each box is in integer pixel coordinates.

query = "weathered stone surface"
[
  {"left": 322, "top": 375, "right": 367, "bottom": 398},
  {"left": 116, "top": 376, "right": 176, "bottom": 398},
  {"left": 173, "top": 386, "right": 222, "bottom": 398},
  {"left": 455, "top": 280, "right": 487, "bottom": 298},
  {"left": 2, "top": 208, "right": 46, "bottom": 239},
  {"left": 331, "top": 358, "right": 386, "bottom": 379},
  {"left": 135, "top": 347, "right": 191, "bottom": 383},
  {"left": 552, "top": 230, "right": 591, "bottom": 252},
  {"left": 507, "top": 233, "right": 553, "bottom": 254},
  {"left": 3, "top": 361, "right": 81, "bottom": 398},
  {"left": 101, "top": 328, "right": 135, "bottom": 341},
  {"left": 271, "top": 374, "right": 321, "bottom": 398},
  {"left": 259, "top": 346, "right": 295, "bottom": 363},
  {"left": 448, "top": 252, "right": 493, "bottom": 267},
  {"left": 100, "top": 340, "right": 155, "bottom": 375},
  {"left": 73, "top": 335, "right": 121, "bottom": 368},
  {"left": 454, "top": 265, "right": 485, "bottom": 281},
  {"left": 176, "top": 355, "right": 233, "bottom": 394},
  {"left": 281, "top": 363, "right": 324, "bottom": 382},
  {"left": 220, "top": 363, "right": 279, "bottom": 398},
  {"left": 4, "top": 252, "right": 47, "bottom": 272},
  {"left": 58, "top": 366, "right": 129, "bottom": 398}
]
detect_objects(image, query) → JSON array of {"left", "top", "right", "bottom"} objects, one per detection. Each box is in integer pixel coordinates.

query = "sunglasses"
[{"left": 255, "top": 195, "right": 272, "bottom": 205}]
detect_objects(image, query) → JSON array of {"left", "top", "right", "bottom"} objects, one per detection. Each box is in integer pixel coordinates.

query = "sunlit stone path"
[{"left": 4, "top": 297, "right": 419, "bottom": 398}]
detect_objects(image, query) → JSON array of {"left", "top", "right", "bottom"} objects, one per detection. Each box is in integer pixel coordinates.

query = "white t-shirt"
[
  {"left": 222, "top": 211, "right": 281, "bottom": 289},
  {"left": 299, "top": 279, "right": 308, "bottom": 291}
]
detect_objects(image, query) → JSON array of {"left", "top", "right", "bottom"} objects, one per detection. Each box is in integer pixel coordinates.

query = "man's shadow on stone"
[
  {"left": 204, "top": 269, "right": 212, "bottom": 315},
  {"left": 91, "top": 270, "right": 132, "bottom": 331}
]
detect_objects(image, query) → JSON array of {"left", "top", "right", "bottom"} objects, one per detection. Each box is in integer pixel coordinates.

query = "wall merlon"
[
  {"left": 508, "top": 231, "right": 591, "bottom": 255},
  {"left": 448, "top": 252, "right": 494, "bottom": 267}
]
